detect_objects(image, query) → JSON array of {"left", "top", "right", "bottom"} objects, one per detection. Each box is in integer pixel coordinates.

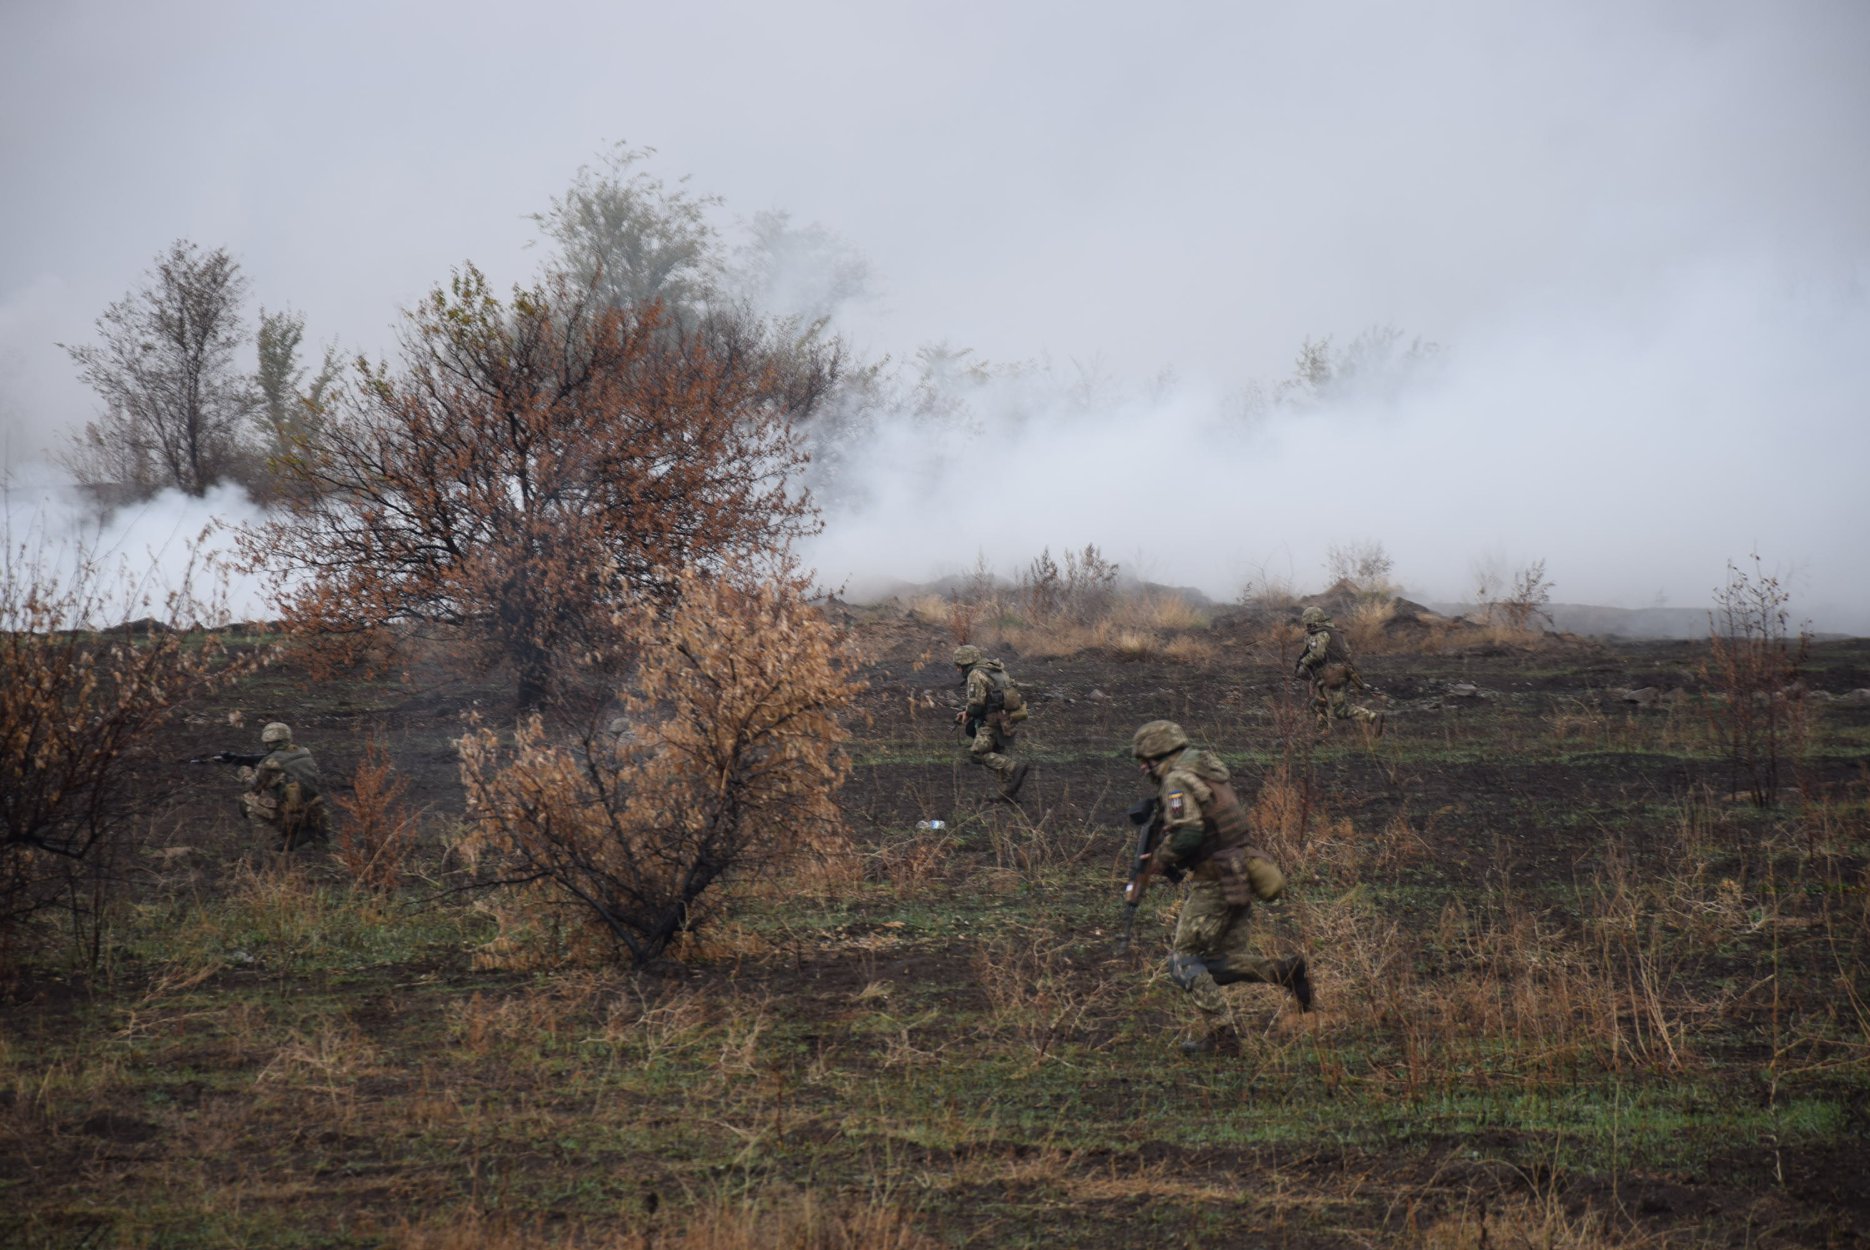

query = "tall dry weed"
[{"left": 332, "top": 735, "right": 420, "bottom": 891}]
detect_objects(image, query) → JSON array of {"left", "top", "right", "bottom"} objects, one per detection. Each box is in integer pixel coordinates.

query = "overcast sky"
[{"left": 3, "top": 1, "right": 1867, "bottom": 626}]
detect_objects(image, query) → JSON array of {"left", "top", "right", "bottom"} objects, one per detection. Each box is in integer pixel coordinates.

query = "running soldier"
[
  {"left": 953, "top": 644, "right": 1031, "bottom": 799},
  {"left": 1130, "top": 719, "right": 1312, "bottom": 1055},
  {"left": 1294, "top": 605, "right": 1383, "bottom": 734}
]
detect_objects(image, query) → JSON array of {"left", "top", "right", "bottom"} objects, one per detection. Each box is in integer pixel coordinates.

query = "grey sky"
[{"left": 4, "top": 1, "right": 1867, "bottom": 625}]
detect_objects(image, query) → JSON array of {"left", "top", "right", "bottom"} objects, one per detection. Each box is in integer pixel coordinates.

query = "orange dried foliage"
[
  {"left": 332, "top": 737, "right": 419, "bottom": 892},
  {"left": 455, "top": 570, "right": 862, "bottom": 968},
  {"left": 243, "top": 267, "right": 818, "bottom": 708}
]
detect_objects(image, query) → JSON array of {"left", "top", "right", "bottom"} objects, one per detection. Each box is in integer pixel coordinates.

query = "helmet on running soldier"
[
  {"left": 261, "top": 722, "right": 292, "bottom": 748},
  {"left": 953, "top": 644, "right": 984, "bottom": 668},
  {"left": 1131, "top": 720, "right": 1189, "bottom": 760}
]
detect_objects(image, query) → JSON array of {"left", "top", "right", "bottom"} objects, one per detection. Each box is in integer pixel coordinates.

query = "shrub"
[
  {"left": 331, "top": 736, "right": 420, "bottom": 892},
  {"left": 454, "top": 570, "right": 860, "bottom": 968},
  {"left": 1703, "top": 554, "right": 1808, "bottom": 807}
]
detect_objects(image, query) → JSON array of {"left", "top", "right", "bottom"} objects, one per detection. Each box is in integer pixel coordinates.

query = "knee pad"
[{"left": 1167, "top": 952, "right": 1208, "bottom": 991}]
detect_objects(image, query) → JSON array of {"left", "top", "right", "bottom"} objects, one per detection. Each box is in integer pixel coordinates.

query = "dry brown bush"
[
  {"left": 973, "top": 930, "right": 1123, "bottom": 1064},
  {"left": 455, "top": 570, "right": 861, "bottom": 968},
  {"left": 331, "top": 736, "right": 420, "bottom": 891}
]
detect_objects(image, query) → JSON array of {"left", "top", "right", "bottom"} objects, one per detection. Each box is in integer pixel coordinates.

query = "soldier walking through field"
[
  {"left": 952, "top": 644, "right": 1031, "bottom": 800},
  {"left": 1295, "top": 605, "right": 1383, "bottom": 734},
  {"left": 1128, "top": 720, "right": 1312, "bottom": 1056},
  {"left": 217, "top": 721, "right": 330, "bottom": 851}
]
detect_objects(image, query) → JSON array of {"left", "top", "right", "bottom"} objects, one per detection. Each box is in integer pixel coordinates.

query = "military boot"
[
  {"left": 1179, "top": 1024, "right": 1242, "bottom": 1057},
  {"left": 1275, "top": 956, "right": 1314, "bottom": 1012},
  {"left": 999, "top": 760, "right": 1031, "bottom": 800}
]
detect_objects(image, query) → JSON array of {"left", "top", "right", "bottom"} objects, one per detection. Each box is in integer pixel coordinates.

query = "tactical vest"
[
  {"left": 1321, "top": 627, "right": 1353, "bottom": 667},
  {"left": 979, "top": 665, "right": 1029, "bottom": 722},
  {"left": 269, "top": 748, "right": 322, "bottom": 814},
  {"left": 1174, "top": 752, "right": 1285, "bottom": 904}
]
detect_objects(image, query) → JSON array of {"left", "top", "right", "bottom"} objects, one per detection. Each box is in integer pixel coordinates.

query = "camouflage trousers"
[
  {"left": 1170, "top": 880, "right": 1283, "bottom": 1026},
  {"left": 1310, "top": 679, "right": 1378, "bottom": 728},
  {"left": 242, "top": 793, "right": 330, "bottom": 852},
  {"left": 966, "top": 717, "right": 1019, "bottom": 781}
]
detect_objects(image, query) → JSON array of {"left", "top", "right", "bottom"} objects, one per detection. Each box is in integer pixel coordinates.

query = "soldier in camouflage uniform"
[
  {"left": 1294, "top": 606, "right": 1382, "bottom": 734},
  {"left": 228, "top": 722, "right": 330, "bottom": 851},
  {"left": 953, "top": 644, "right": 1030, "bottom": 799},
  {"left": 1131, "top": 720, "right": 1312, "bottom": 1055}
]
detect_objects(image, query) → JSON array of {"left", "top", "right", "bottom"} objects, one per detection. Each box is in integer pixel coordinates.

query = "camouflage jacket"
[
  {"left": 1154, "top": 747, "right": 1253, "bottom": 865},
  {"left": 248, "top": 746, "right": 323, "bottom": 818},
  {"left": 1296, "top": 622, "right": 1352, "bottom": 677},
  {"left": 962, "top": 659, "right": 1011, "bottom": 717}
]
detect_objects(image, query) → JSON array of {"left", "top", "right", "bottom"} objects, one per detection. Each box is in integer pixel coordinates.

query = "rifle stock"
[{"left": 1117, "top": 796, "right": 1162, "bottom": 953}]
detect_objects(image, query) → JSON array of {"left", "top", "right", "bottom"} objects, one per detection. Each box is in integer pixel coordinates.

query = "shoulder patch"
[{"left": 1166, "top": 790, "right": 1187, "bottom": 820}]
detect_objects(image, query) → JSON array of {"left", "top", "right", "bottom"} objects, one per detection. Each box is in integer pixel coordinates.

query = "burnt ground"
[{"left": 4, "top": 613, "right": 1869, "bottom": 1248}]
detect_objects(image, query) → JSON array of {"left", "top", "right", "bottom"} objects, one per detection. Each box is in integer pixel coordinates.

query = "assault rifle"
[
  {"left": 1117, "top": 796, "right": 1163, "bottom": 954},
  {"left": 187, "top": 751, "right": 266, "bottom": 767}
]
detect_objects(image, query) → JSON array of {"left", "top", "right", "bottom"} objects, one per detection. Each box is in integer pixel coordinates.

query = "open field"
[{"left": 4, "top": 608, "right": 1868, "bottom": 1248}]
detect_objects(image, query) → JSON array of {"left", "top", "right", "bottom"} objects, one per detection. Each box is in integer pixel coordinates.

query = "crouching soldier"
[
  {"left": 1295, "top": 605, "right": 1383, "bottom": 734},
  {"left": 1130, "top": 719, "right": 1312, "bottom": 1056},
  {"left": 223, "top": 722, "right": 330, "bottom": 851}
]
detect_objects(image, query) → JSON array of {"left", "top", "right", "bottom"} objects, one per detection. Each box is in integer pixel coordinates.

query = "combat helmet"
[
  {"left": 1131, "top": 719, "right": 1189, "bottom": 760},
  {"left": 1300, "top": 606, "right": 1328, "bottom": 629},
  {"left": 261, "top": 722, "right": 293, "bottom": 747},
  {"left": 953, "top": 644, "right": 984, "bottom": 668}
]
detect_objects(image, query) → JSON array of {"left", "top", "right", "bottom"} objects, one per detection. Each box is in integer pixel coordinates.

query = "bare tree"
[
  {"left": 244, "top": 266, "right": 820, "bottom": 709},
  {"left": 61, "top": 241, "right": 258, "bottom": 497},
  {"left": 1704, "top": 554, "right": 1808, "bottom": 808}
]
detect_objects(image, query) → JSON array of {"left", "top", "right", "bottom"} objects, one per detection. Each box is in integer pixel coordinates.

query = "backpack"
[
  {"left": 985, "top": 668, "right": 1029, "bottom": 723},
  {"left": 272, "top": 748, "right": 322, "bottom": 814}
]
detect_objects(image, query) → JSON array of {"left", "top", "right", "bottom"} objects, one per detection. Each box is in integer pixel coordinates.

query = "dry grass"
[
  {"left": 1410, "top": 1191, "right": 1672, "bottom": 1249},
  {"left": 973, "top": 930, "right": 1124, "bottom": 1064},
  {"left": 1344, "top": 597, "right": 1399, "bottom": 655},
  {"left": 919, "top": 582, "right": 1214, "bottom": 663},
  {"left": 389, "top": 1190, "right": 939, "bottom": 1250}
]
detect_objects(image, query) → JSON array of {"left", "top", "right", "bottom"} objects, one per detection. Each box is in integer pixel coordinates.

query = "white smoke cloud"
[
  {"left": 805, "top": 250, "right": 1870, "bottom": 632},
  {"left": 3, "top": 469, "right": 276, "bottom": 628}
]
